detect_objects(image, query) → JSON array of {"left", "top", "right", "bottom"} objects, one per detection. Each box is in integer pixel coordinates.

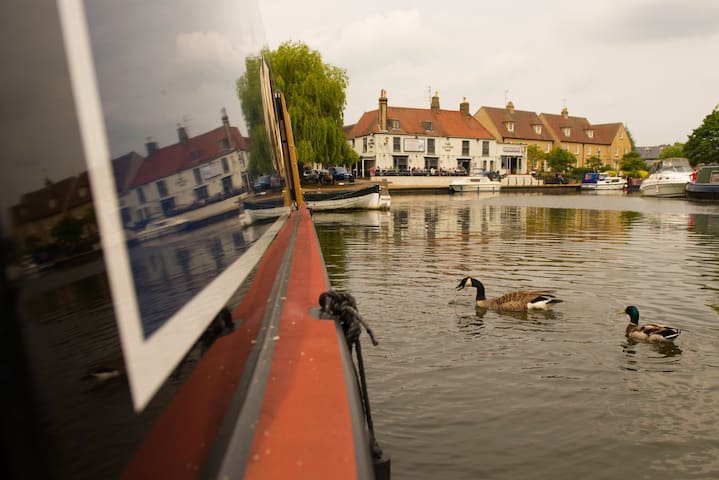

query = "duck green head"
[{"left": 623, "top": 305, "right": 640, "bottom": 324}]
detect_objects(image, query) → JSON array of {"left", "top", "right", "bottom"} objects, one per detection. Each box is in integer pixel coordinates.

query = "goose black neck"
[{"left": 472, "top": 279, "right": 486, "bottom": 300}]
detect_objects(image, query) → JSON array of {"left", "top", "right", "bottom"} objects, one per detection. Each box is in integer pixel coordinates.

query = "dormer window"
[
  {"left": 423, "top": 121, "right": 433, "bottom": 131},
  {"left": 562, "top": 127, "right": 571, "bottom": 137},
  {"left": 533, "top": 124, "right": 542, "bottom": 134},
  {"left": 218, "top": 138, "right": 230, "bottom": 150},
  {"left": 505, "top": 121, "right": 515, "bottom": 132},
  {"left": 48, "top": 198, "right": 57, "bottom": 209},
  {"left": 586, "top": 129, "right": 594, "bottom": 139},
  {"left": 389, "top": 119, "right": 400, "bottom": 129}
]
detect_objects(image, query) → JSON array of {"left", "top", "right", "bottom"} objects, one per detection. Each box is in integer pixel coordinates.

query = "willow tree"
[
  {"left": 267, "top": 41, "right": 357, "bottom": 167},
  {"left": 237, "top": 53, "right": 273, "bottom": 177}
]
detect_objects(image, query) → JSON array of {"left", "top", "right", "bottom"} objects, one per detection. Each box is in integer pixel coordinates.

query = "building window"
[
  {"left": 78, "top": 187, "right": 88, "bottom": 198},
  {"left": 427, "top": 138, "right": 435, "bottom": 154},
  {"left": 194, "top": 185, "right": 209, "bottom": 201},
  {"left": 363, "top": 137, "right": 368, "bottom": 153},
  {"left": 545, "top": 143, "right": 550, "bottom": 153},
  {"left": 505, "top": 121, "right": 514, "bottom": 132},
  {"left": 423, "top": 121, "right": 433, "bottom": 131},
  {"left": 482, "top": 140, "right": 489, "bottom": 156},
  {"left": 160, "top": 197, "right": 176, "bottom": 215},
  {"left": 389, "top": 119, "right": 400, "bottom": 129},
  {"left": 392, "top": 156, "right": 408, "bottom": 171},
  {"left": 575, "top": 144, "right": 579, "bottom": 154},
  {"left": 221, "top": 175, "right": 233, "bottom": 194},
  {"left": 614, "top": 147, "right": 619, "bottom": 156},
  {"left": 533, "top": 124, "right": 542, "bottom": 134},
  {"left": 48, "top": 198, "right": 57, "bottom": 209},
  {"left": 424, "top": 157, "right": 438, "bottom": 170},
  {"left": 462, "top": 140, "right": 470, "bottom": 156},
  {"left": 620, "top": 131, "right": 624, "bottom": 139},
  {"left": 393, "top": 137, "right": 401, "bottom": 152},
  {"left": 587, "top": 146, "right": 592, "bottom": 155},
  {"left": 221, "top": 157, "right": 229, "bottom": 173},
  {"left": 562, "top": 127, "right": 571, "bottom": 137},
  {"left": 136, "top": 187, "right": 146, "bottom": 204},
  {"left": 597, "top": 147, "right": 601, "bottom": 156},
  {"left": 156, "top": 179, "right": 168, "bottom": 197},
  {"left": 193, "top": 167, "right": 202, "bottom": 185},
  {"left": 586, "top": 129, "right": 594, "bottom": 138},
  {"left": 191, "top": 150, "right": 201, "bottom": 161},
  {"left": 218, "top": 138, "right": 230, "bottom": 150}
]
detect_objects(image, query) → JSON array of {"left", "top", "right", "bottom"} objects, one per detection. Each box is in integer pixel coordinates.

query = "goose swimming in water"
[
  {"left": 455, "top": 276, "right": 562, "bottom": 311},
  {"left": 620, "top": 305, "right": 681, "bottom": 342}
]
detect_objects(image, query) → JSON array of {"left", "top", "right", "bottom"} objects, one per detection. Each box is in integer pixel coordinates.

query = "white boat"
[
  {"left": 304, "top": 183, "right": 385, "bottom": 211},
  {"left": 240, "top": 183, "right": 387, "bottom": 226},
  {"left": 135, "top": 216, "right": 190, "bottom": 242},
  {"left": 449, "top": 171, "right": 502, "bottom": 193},
  {"left": 640, "top": 157, "right": 693, "bottom": 197},
  {"left": 581, "top": 172, "right": 627, "bottom": 191}
]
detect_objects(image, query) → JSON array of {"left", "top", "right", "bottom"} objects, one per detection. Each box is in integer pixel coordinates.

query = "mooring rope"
[{"left": 318, "top": 291, "right": 383, "bottom": 462}]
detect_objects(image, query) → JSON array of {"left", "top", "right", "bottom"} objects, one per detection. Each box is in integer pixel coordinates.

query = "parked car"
[
  {"left": 253, "top": 174, "right": 285, "bottom": 191},
  {"left": 328, "top": 166, "right": 354, "bottom": 183}
]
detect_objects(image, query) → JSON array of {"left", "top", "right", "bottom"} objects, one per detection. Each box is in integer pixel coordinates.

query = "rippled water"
[{"left": 314, "top": 192, "right": 719, "bottom": 480}]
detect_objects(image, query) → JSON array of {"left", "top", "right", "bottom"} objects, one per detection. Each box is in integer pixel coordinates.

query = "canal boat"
[
  {"left": 135, "top": 216, "right": 191, "bottom": 242},
  {"left": 241, "top": 183, "right": 390, "bottom": 226},
  {"left": 685, "top": 164, "right": 719, "bottom": 201},
  {"left": 581, "top": 172, "right": 627, "bottom": 191},
  {"left": 449, "top": 170, "right": 502, "bottom": 193},
  {"left": 640, "top": 157, "right": 692, "bottom": 197},
  {"left": 2, "top": 2, "right": 388, "bottom": 478}
]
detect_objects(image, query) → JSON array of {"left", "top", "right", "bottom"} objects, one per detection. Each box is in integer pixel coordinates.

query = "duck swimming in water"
[
  {"left": 620, "top": 305, "right": 681, "bottom": 342},
  {"left": 455, "top": 276, "right": 562, "bottom": 311}
]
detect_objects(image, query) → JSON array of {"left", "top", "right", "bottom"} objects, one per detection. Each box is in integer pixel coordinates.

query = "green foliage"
[
  {"left": 266, "top": 41, "right": 358, "bottom": 166},
  {"left": 659, "top": 142, "right": 685, "bottom": 159},
  {"left": 546, "top": 148, "right": 576, "bottom": 173},
  {"left": 684, "top": 107, "right": 719, "bottom": 166},
  {"left": 51, "top": 216, "right": 85, "bottom": 250},
  {"left": 620, "top": 151, "right": 647, "bottom": 171},
  {"left": 586, "top": 156, "right": 602, "bottom": 171},
  {"left": 237, "top": 53, "right": 274, "bottom": 176},
  {"left": 526, "top": 145, "right": 546, "bottom": 170}
]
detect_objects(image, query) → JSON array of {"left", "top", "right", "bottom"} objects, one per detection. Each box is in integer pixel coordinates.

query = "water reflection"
[{"left": 130, "top": 217, "right": 270, "bottom": 336}]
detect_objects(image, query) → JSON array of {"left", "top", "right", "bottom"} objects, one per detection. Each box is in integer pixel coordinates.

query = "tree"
[
  {"left": 586, "top": 156, "right": 602, "bottom": 172},
  {"left": 684, "top": 107, "right": 719, "bottom": 166},
  {"left": 51, "top": 216, "right": 85, "bottom": 252},
  {"left": 267, "top": 41, "right": 358, "bottom": 167},
  {"left": 625, "top": 126, "right": 637, "bottom": 151},
  {"left": 620, "top": 151, "right": 647, "bottom": 173},
  {"left": 659, "top": 142, "right": 685, "bottom": 159},
  {"left": 237, "top": 41, "right": 358, "bottom": 176},
  {"left": 546, "top": 148, "right": 576, "bottom": 174},
  {"left": 526, "top": 145, "right": 546, "bottom": 171},
  {"left": 237, "top": 53, "right": 274, "bottom": 177}
]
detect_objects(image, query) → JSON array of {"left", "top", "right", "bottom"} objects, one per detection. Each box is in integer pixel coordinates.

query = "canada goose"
[
  {"left": 620, "top": 305, "right": 681, "bottom": 342},
  {"left": 455, "top": 276, "right": 562, "bottom": 311}
]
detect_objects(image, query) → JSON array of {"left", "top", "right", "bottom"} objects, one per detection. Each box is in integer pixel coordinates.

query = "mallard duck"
[
  {"left": 620, "top": 305, "right": 681, "bottom": 342},
  {"left": 455, "top": 277, "right": 562, "bottom": 311}
]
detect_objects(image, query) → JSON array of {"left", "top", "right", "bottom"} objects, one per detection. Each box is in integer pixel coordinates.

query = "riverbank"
[{"left": 343, "top": 176, "right": 580, "bottom": 194}]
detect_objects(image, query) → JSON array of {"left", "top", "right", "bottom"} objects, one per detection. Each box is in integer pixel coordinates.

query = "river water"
[{"left": 314, "top": 192, "right": 719, "bottom": 480}]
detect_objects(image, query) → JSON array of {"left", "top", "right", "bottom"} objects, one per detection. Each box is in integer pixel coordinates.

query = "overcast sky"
[{"left": 258, "top": 0, "right": 719, "bottom": 146}]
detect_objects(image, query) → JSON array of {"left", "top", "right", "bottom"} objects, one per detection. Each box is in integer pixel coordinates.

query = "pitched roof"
[
  {"left": 592, "top": 123, "right": 624, "bottom": 144},
  {"left": 346, "top": 107, "right": 493, "bottom": 140},
  {"left": 477, "top": 106, "right": 554, "bottom": 142},
  {"left": 131, "top": 125, "right": 248, "bottom": 187},
  {"left": 11, "top": 177, "right": 79, "bottom": 225},
  {"left": 112, "top": 151, "right": 145, "bottom": 194},
  {"left": 539, "top": 112, "right": 605, "bottom": 145}
]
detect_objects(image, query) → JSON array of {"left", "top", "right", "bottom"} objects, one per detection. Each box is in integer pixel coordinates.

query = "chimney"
[
  {"left": 561, "top": 106, "right": 569, "bottom": 119},
  {"left": 177, "top": 123, "right": 189, "bottom": 142},
  {"left": 460, "top": 97, "right": 470, "bottom": 115},
  {"left": 378, "top": 89, "right": 388, "bottom": 131},
  {"left": 145, "top": 137, "right": 158, "bottom": 156},
  {"left": 431, "top": 91, "right": 440, "bottom": 111},
  {"left": 506, "top": 100, "right": 515, "bottom": 114},
  {"left": 221, "top": 107, "right": 235, "bottom": 149}
]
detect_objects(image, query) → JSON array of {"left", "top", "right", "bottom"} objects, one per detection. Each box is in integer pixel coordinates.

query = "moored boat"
[
  {"left": 581, "top": 172, "right": 627, "bottom": 191},
  {"left": 640, "top": 157, "right": 692, "bottom": 197},
  {"left": 448, "top": 172, "right": 502, "bottom": 193},
  {"left": 135, "top": 216, "right": 191, "bottom": 242},
  {"left": 685, "top": 164, "right": 719, "bottom": 201}
]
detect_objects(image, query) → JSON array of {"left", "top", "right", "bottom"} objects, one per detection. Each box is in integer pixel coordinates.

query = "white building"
[
  {"left": 119, "top": 109, "right": 250, "bottom": 227},
  {"left": 345, "top": 90, "right": 502, "bottom": 176}
]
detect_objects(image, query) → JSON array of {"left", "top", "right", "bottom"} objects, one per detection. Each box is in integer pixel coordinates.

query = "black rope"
[{"left": 318, "top": 291, "right": 383, "bottom": 461}]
